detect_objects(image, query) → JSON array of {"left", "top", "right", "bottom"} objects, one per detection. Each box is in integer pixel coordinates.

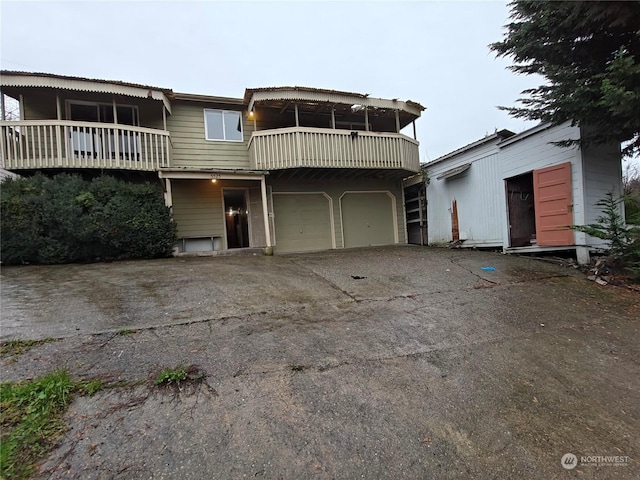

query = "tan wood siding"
[
  {"left": 171, "top": 179, "right": 224, "bottom": 240},
  {"left": 167, "top": 101, "right": 253, "bottom": 170}
]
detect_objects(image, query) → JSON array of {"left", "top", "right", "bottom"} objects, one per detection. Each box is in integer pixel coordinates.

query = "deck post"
[
  {"left": 365, "top": 107, "right": 369, "bottom": 131},
  {"left": 294, "top": 104, "right": 299, "bottom": 127},
  {"left": 395, "top": 110, "right": 400, "bottom": 133},
  {"left": 412, "top": 120, "right": 417, "bottom": 140},
  {"left": 260, "top": 176, "right": 272, "bottom": 248},
  {"left": 56, "top": 94, "right": 62, "bottom": 120},
  {"left": 1, "top": 91, "right": 5, "bottom": 121}
]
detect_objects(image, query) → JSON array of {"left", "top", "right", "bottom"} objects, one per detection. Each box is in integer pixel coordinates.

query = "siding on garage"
[
  {"left": 426, "top": 136, "right": 504, "bottom": 246},
  {"left": 167, "top": 100, "right": 253, "bottom": 170},
  {"left": 268, "top": 175, "right": 406, "bottom": 251}
]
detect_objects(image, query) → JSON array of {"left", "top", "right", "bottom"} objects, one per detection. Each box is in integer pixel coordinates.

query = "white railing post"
[{"left": 56, "top": 124, "right": 63, "bottom": 166}]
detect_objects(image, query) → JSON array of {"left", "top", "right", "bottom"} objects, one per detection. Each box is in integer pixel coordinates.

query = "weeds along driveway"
[{"left": 1, "top": 246, "right": 640, "bottom": 479}]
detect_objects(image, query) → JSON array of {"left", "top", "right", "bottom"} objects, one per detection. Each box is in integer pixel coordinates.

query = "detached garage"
[{"left": 425, "top": 122, "right": 624, "bottom": 264}]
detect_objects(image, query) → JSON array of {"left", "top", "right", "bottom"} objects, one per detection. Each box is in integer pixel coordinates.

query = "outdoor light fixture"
[
  {"left": 248, "top": 110, "right": 254, "bottom": 119},
  {"left": 211, "top": 179, "right": 217, "bottom": 183}
]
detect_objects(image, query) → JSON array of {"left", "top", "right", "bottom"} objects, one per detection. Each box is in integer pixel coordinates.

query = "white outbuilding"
[{"left": 424, "top": 122, "right": 624, "bottom": 264}]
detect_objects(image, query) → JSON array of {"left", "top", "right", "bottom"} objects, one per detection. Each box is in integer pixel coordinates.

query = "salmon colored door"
[{"left": 533, "top": 162, "right": 574, "bottom": 246}]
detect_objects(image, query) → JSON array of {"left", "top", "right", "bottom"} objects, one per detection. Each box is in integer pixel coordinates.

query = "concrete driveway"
[{"left": 1, "top": 246, "right": 639, "bottom": 479}]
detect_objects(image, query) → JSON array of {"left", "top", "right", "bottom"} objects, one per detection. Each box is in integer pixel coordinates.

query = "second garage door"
[
  {"left": 273, "top": 193, "right": 333, "bottom": 253},
  {"left": 341, "top": 192, "right": 396, "bottom": 248}
]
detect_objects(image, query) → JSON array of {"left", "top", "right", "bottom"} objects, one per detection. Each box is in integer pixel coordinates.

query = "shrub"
[
  {"left": 573, "top": 191, "right": 640, "bottom": 282},
  {"left": 1, "top": 173, "right": 177, "bottom": 265}
]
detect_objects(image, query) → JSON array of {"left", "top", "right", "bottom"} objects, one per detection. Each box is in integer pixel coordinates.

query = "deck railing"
[
  {"left": 249, "top": 126, "right": 420, "bottom": 172},
  {"left": 1, "top": 120, "right": 171, "bottom": 171}
]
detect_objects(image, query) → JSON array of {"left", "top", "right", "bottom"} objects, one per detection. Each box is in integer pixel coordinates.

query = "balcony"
[
  {"left": 1, "top": 120, "right": 171, "bottom": 171},
  {"left": 248, "top": 126, "right": 420, "bottom": 173}
]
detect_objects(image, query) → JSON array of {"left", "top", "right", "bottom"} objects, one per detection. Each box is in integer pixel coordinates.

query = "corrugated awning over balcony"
[
  {"left": 245, "top": 86, "right": 424, "bottom": 129},
  {"left": 0, "top": 71, "right": 173, "bottom": 113}
]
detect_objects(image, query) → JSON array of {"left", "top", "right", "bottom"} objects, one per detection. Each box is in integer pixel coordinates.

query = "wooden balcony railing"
[
  {"left": 248, "top": 127, "right": 420, "bottom": 172},
  {"left": 1, "top": 120, "right": 171, "bottom": 171}
]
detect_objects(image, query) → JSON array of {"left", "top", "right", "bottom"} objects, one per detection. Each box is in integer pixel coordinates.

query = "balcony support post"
[
  {"left": 19, "top": 94, "right": 24, "bottom": 120},
  {"left": 412, "top": 120, "right": 417, "bottom": 140},
  {"left": 162, "top": 105, "right": 167, "bottom": 130},
  {"left": 112, "top": 97, "right": 118, "bottom": 124},
  {"left": 260, "top": 176, "right": 272, "bottom": 248},
  {"left": 365, "top": 107, "right": 369, "bottom": 131},
  {"left": 331, "top": 107, "right": 335, "bottom": 129},
  {"left": 294, "top": 104, "right": 299, "bottom": 127},
  {"left": 163, "top": 177, "right": 173, "bottom": 208},
  {"left": 395, "top": 110, "right": 400, "bottom": 133},
  {"left": 0, "top": 90, "right": 5, "bottom": 121},
  {"left": 56, "top": 94, "right": 62, "bottom": 120}
]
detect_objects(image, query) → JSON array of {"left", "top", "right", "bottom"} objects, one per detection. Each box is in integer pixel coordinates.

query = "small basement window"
[{"left": 204, "top": 109, "right": 243, "bottom": 142}]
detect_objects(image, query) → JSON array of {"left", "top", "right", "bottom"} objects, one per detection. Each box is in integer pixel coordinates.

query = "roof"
[
  {"left": 173, "top": 92, "right": 245, "bottom": 106},
  {"left": 0, "top": 70, "right": 174, "bottom": 112},
  {"left": 245, "top": 86, "right": 423, "bottom": 112},
  {"left": 425, "top": 129, "right": 515, "bottom": 167},
  {"left": 244, "top": 86, "right": 424, "bottom": 129}
]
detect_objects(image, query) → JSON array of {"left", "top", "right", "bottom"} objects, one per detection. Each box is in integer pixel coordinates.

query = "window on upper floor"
[{"left": 204, "top": 109, "right": 243, "bottom": 142}]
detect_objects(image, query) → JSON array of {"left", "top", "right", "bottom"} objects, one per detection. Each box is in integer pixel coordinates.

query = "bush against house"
[{"left": 1, "top": 174, "right": 177, "bottom": 264}]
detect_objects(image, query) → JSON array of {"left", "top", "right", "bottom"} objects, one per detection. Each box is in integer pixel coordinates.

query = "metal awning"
[
  {"left": 436, "top": 163, "right": 471, "bottom": 180},
  {"left": 0, "top": 71, "right": 173, "bottom": 113}
]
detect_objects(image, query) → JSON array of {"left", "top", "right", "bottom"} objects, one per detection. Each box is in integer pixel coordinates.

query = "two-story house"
[{"left": 1, "top": 71, "right": 424, "bottom": 254}]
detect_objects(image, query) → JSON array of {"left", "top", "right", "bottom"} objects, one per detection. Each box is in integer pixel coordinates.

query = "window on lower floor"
[{"left": 204, "top": 109, "right": 243, "bottom": 142}]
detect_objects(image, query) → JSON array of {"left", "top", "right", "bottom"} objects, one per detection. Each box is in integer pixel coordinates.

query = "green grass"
[
  {"left": 0, "top": 338, "right": 56, "bottom": 357},
  {"left": 155, "top": 366, "right": 189, "bottom": 386},
  {"left": 76, "top": 379, "right": 103, "bottom": 397},
  {"left": 117, "top": 329, "right": 135, "bottom": 336},
  {"left": 154, "top": 365, "right": 204, "bottom": 386},
  {"left": 0, "top": 370, "right": 74, "bottom": 479}
]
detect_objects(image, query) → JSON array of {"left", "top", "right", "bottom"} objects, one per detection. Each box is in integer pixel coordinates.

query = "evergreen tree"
[{"left": 491, "top": 1, "right": 640, "bottom": 157}]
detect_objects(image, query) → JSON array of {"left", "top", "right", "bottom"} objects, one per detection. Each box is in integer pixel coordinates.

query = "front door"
[
  {"left": 223, "top": 189, "right": 250, "bottom": 248},
  {"left": 533, "top": 162, "right": 574, "bottom": 246}
]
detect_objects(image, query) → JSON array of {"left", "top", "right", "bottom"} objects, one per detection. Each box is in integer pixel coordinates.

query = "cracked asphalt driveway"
[{"left": 1, "top": 246, "right": 639, "bottom": 479}]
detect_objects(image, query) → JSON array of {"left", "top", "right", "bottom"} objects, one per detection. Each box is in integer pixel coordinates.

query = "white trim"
[
  {"left": 260, "top": 177, "right": 272, "bottom": 247},
  {"left": 271, "top": 191, "right": 336, "bottom": 249},
  {"left": 158, "top": 170, "right": 265, "bottom": 181},
  {"left": 203, "top": 108, "right": 244, "bottom": 142},
  {"left": 338, "top": 190, "right": 398, "bottom": 248}
]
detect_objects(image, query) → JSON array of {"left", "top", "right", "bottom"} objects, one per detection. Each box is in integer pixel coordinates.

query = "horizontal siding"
[
  {"left": 167, "top": 101, "right": 252, "bottom": 170},
  {"left": 171, "top": 179, "right": 224, "bottom": 240},
  {"left": 171, "top": 179, "right": 267, "bottom": 249},
  {"left": 268, "top": 176, "right": 406, "bottom": 248}
]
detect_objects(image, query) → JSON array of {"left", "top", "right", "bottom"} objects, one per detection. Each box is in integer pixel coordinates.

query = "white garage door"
[
  {"left": 341, "top": 192, "right": 396, "bottom": 248},
  {"left": 273, "top": 193, "right": 333, "bottom": 253}
]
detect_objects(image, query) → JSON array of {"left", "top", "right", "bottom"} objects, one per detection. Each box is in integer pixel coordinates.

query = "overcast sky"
[{"left": 0, "top": 1, "right": 575, "bottom": 161}]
